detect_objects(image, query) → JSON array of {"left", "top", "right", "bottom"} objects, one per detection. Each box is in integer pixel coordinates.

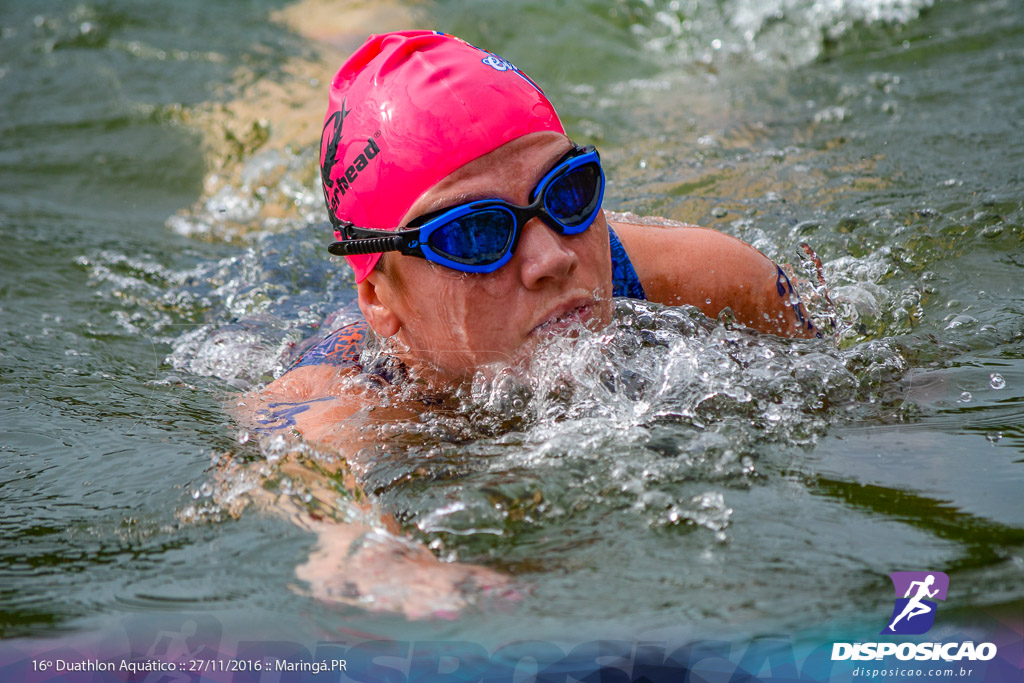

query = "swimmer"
[
  {"left": 239, "top": 30, "right": 822, "bottom": 617},
  {"left": 888, "top": 574, "right": 939, "bottom": 632},
  {"left": 257, "top": 30, "right": 818, "bottom": 427}
]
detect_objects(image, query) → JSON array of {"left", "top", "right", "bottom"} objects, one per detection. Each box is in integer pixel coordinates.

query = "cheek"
[
  {"left": 401, "top": 278, "right": 511, "bottom": 354},
  {"left": 439, "top": 279, "right": 515, "bottom": 342},
  {"left": 582, "top": 222, "right": 614, "bottom": 292},
  {"left": 476, "top": 270, "right": 521, "bottom": 301}
]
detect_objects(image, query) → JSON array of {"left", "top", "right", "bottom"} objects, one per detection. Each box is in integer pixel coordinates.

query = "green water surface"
[{"left": 1, "top": 0, "right": 1022, "bottom": 647}]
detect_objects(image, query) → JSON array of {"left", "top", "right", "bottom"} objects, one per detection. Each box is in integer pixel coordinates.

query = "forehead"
[{"left": 401, "top": 131, "right": 572, "bottom": 223}]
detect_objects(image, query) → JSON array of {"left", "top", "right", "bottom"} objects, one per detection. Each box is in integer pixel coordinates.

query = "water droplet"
[
  {"left": 191, "top": 488, "right": 202, "bottom": 500},
  {"left": 705, "top": 298, "right": 712, "bottom": 305},
  {"left": 958, "top": 391, "right": 972, "bottom": 403},
  {"left": 989, "top": 373, "right": 1006, "bottom": 390},
  {"left": 986, "top": 431, "right": 1003, "bottom": 444},
  {"left": 981, "top": 225, "right": 1003, "bottom": 238},
  {"left": 945, "top": 315, "right": 978, "bottom": 330}
]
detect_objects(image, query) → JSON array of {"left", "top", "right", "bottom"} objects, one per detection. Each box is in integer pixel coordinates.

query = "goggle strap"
[{"left": 328, "top": 235, "right": 404, "bottom": 256}]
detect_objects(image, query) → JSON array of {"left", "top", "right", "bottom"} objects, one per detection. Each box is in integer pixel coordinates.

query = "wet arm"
[
  {"left": 230, "top": 361, "right": 512, "bottom": 618},
  {"left": 236, "top": 364, "right": 362, "bottom": 439},
  {"left": 611, "top": 220, "right": 818, "bottom": 338}
]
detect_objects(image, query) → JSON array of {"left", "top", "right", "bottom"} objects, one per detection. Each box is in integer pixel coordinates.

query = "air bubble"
[
  {"left": 989, "top": 373, "right": 1006, "bottom": 390},
  {"left": 958, "top": 391, "right": 972, "bottom": 403}
]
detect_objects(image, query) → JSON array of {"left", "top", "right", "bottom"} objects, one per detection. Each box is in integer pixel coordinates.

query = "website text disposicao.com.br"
[{"left": 851, "top": 665, "right": 980, "bottom": 679}]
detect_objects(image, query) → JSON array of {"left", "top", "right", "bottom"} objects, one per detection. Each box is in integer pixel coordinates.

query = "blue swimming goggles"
[{"left": 328, "top": 145, "right": 604, "bottom": 273}]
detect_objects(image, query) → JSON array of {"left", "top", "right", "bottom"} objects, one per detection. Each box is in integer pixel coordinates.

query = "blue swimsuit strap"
[
  {"left": 293, "top": 227, "right": 647, "bottom": 370},
  {"left": 608, "top": 226, "right": 646, "bottom": 300}
]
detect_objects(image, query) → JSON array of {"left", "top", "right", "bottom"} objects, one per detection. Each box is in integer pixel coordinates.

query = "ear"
[{"left": 356, "top": 273, "right": 402, "bottom": 338}]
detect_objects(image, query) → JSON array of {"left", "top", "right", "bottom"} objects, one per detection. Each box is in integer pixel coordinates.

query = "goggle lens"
[
  {"left": 545, "top": 163, "right": 601, "bottom": 230},
  {"left": 426, "top": 159, "right": 602, "bottom": 267},
  {"left": 427, "top": 208, "right": 515, "bottom": 265}
]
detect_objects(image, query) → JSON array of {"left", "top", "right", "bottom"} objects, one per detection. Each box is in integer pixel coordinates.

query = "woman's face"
[{"left": 361, "top": 131, "right": 614, "bottom": 380}]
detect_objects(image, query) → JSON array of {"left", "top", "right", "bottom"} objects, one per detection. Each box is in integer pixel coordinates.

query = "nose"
[{"left": 515, "top": 217, "right": 578, "bottom": 289}]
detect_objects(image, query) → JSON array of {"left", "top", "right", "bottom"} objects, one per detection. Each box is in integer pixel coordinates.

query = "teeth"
[{"left": 537, "top": 306, "right": 582, "bottom": 332}]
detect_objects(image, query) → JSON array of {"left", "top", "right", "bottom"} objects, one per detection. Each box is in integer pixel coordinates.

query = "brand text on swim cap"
[{"left": 337, "top": 138, "right": 380, "bottom": 196}]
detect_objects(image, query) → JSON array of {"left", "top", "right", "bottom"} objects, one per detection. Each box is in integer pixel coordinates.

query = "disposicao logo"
[
  {"left": 883, "top": 571, "right": 949, "bottom": 635},
  {"left": 831, "top": 571, "right": 998, "bottom": 662}
]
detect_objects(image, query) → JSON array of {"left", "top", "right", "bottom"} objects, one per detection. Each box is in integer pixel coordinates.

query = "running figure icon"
[
  {"left": 888, "top": 574, "right": 939, "bottom": 631},
  {"left": 883, "top": 571, "right": 949, "bottom": 635}
]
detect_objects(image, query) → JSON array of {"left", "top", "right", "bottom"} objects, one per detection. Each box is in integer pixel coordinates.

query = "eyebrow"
[
  {"left": 404, "top": 192, "right": 491, "bottom": 228},
  {"left": 421, "top": 190, "right": 495, "bottom": 216}
]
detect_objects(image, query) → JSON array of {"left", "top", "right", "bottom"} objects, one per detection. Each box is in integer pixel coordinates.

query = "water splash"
[
  {"left": 335, "top": 299, "right": 911, "bottom": 560},
  {"left": 616, "top": 0, "right": 935, "bottom": 67},
  {"left": 130, "top": 235, "right": 916, "bottom": 560},
  {"left": 78, "top": 224, "right": 360, "bottom": 389},
  {"left": 166, "top": 147, "right": 324, "bottom": 242}
]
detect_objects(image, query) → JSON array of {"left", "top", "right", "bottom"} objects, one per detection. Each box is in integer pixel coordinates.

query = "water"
[{"left": 2, "top": 0, "right": 1022, "bottom": 662}]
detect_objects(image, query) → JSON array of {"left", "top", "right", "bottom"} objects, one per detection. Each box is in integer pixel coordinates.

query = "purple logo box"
[{"left": 882, "top": 571, "right": 950, "bottom": 635}]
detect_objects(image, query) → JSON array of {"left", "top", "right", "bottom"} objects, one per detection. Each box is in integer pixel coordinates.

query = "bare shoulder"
[
  {"left": 609, "top": 218, "right": 774, "bottom": 301},
  {"left": 235, "top": 364, "right": 363, "bottom": 441},
  {"left": 609, "top": 218, "right": 817, "bottom": 338},
  {"left": 262, "top": 362, "right": 355, "bottom": 402},
  {"left": 242, "top": 360, "right": 426, "bottom": 451}
]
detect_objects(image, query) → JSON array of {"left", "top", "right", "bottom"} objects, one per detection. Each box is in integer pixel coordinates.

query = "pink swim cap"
[{"left": 319, "top": 30, "right": 566, "bottom": 282}]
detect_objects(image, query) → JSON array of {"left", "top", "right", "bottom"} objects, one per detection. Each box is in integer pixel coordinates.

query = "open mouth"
[{"left": 531, "top": 303, "right": 593, "bottom": 336}]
